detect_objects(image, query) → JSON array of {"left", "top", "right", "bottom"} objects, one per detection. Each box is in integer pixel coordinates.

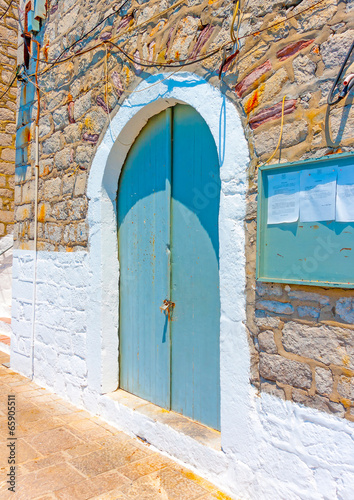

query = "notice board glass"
[{"left": 256, "top": 152, "right": 354, "bottom": 288}]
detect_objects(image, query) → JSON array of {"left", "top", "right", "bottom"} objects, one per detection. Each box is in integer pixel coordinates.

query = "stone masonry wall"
[
  {"left": 15, "top": 0, "right": 354, "bottom": 418},
  {"left": 0, "top": 0, "right": 17, "bottom": 237}
]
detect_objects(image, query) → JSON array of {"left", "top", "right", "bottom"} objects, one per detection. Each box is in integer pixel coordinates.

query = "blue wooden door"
[
  {"left": 118, "top": 109, "right": 172, "bottom": 408},
  {"left": 118, "top": 104, "right": 220, "bottom": 430}
]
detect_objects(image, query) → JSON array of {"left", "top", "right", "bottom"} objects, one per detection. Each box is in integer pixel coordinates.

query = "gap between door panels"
[{"left": 108, "top": 388, "right": 221, "bottom": 451}]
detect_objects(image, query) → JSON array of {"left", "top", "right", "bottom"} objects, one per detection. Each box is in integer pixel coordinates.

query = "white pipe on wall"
[{"left": 31, "top": 125, "right": 39, "bottom": 380}]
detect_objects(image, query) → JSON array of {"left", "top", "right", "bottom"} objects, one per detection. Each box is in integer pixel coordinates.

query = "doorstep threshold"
[{"left": 107, "top": 389, "right": 221, "bottom": 451}]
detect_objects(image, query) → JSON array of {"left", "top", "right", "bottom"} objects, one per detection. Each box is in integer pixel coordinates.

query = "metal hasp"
[
  {"left": 256, "top": 152, "right": 354, "bottom": 288},
  {"left": 118, "top": 104, "right": 221, "bottom": 430}
]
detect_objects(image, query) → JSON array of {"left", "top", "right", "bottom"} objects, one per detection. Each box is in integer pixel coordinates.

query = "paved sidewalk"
[{"left": 0, "top": 352, "right": 233, "bottom": 500}]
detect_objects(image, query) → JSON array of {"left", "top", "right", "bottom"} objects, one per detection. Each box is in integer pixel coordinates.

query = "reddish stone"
[
  {"left": 82, "top": 133, "right": 99, "bottom": 144},
  {"left": 68, "top": 101, "right": 75, "bottom": 124},
  {"left": 100, "top": 32, "right": 112, "bottom": 41},
  {"left": 116, "top": 14, "right": 134, "bottom": 33},
  {"left": 249, "top": 99, "right": 297, "bottom": 130},
  {"left": 190, "top": 24, "right": 214, "bottom": 60},
  {"left": 97, "top": 96, "right": 111, "bottom": 114},
  {"left": 235, "top": 60, "right": 272, "bottom": 98},
  {"left": 112, "top": 71, "right": 124, "bottom": 98},
  {"left": 276, "top": 39, "right": 314, "bottom": 61}
]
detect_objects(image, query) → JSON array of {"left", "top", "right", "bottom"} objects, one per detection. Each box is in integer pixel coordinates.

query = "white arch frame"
[{"left": 86, "top": 72, "right": 251, "bottom": 444}]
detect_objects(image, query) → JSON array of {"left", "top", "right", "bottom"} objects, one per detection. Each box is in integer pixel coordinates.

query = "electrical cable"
[
  {"left": 0, "top": 70, "right": 17, "bottom": 101},
  {"left": 111, "top": 40, "right": 223, "bottom": 68},
  {"left": 30, "top": 0, "right": 187, "bottom": 67},
  {"left": 52, "top": 0, "right": 130, "bottom": 65},
  {"left": 0, "top": 0, "right": 15, "bottom": 21},
  {"left": 230, "top": 0, "right": 240, "bottom": 44},
  {"left": 29, "top": 0, "right": 328, "bottom": 79},
  {"left": 327, "top": 40, "right": 354, "bottom": 106}
]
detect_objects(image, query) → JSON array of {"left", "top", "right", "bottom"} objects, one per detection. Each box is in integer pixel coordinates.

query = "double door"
[{"left": 118, "top": 104, "right": 220, "bottom": 430}]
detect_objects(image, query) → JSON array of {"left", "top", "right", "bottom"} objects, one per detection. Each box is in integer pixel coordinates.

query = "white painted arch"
[{"left": 86, "top": 71, "right": 251, "bottom": 441}]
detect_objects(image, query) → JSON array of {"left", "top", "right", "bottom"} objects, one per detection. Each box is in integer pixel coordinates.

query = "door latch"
[
  {"left": 160, "top": 299, "right": 175, "bottom": 312},
  {"left": 160, "top": 299, "right": 175, "bottom": 321}
]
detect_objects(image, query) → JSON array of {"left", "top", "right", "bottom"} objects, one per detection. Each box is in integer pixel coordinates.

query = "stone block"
[
  {"left": 259, "top": 352, "right": 312, "bottom": 389},
  {"left": 328, "top": 105, "right": 354, "bottom": 143},
  {"left": 44, "top": 223, "right": 63, "bottom": 243},
  {"left": 282, "top": 322, "right": 354, "bottom": 369},
  {"left": 74, "top": 173, "right": 87, "bottom": 197},
  {"left": 260, "top": 382, "right": 285, "bottom": 400},
  {"left": 0, "top": 209, "right": 13, "bottom": 223},
  {"left": 64, "top": 123, "right": 81, "bottom": 143},
  {"left": 38, "top": 115, "right": 52, "bottom": 137},
  {"left": 0, "top": 188, "right": 13, "bottom": 199},
  {"left": 62, "top": 174, "right": 75, "bottom": 195},
  {"left": 244, "top": 68, "right": 289, "bottom": 115},
  {"left": 0, "top": 108, "right": 15, "bottom": 121},
  {"left": 0, "top": 161, "right": 13, "bottom": 175},
  {"left": 256, "top": 300, "right": 294, "bottom": 315},
  {"left": 315, "top": 367, "right": 333, "bottom": 396},
  {"left": 293, "top": 54, "right": 317, "bottom": 85},
  {"left": 75, "top": 145, "right": 94, "bottom": 167},
  {"left": 321, "top": 30, "right": 354, "bottom": 70},
  {"left": 292, "top": 389, "right": 345, "bottom": 417},
  {"left": 5, "top": 123, "right": 16, "bottom": 134},
  {"left": 254, "top": 120, "right": 308, "bottom": 157},
  {"left": 1, "top": 148, "right": 15, "bottom": 162},
  {"left": 53, "top": 106, "right": 69, "bottom": 130},
  {"left": 287, "top": 291, "right": 330, "bottom": 306},
  {"left": 55, "top": 147, "right": 72, "bottom": 170},
  {"left": 52, "top": 201, "right": 69, "bottom": 220},
  {"left": 255, "top": 312, "right": 282, "bottom": 329},
  {"left": 43, "top": 177, "right": 62, "bottom": 199},
  {"left": 39, "top": 159, "right": 54, "bottom": 177},
  {"left": 336, "top": 297, "right": 354, "bottom": 324},
  {"left": 0, "top": 132, "right": 12, "bottom": 146},
  {"left": 235, "top": 60, "right": 272, "bottom": 98},
  {"left": 298, "top": 306, "right": 320, "bottom": 320},
  {"left": 42, "top": 133, "right": 62, "bottom": 155},
  {"left": 256, "top": 282, "right": 283, "bottom": 298},
  {"left": 73, "top": 91, "right": 92, "bottom": 121},
  {"left": 82, "top": 133, "right": 99, "bottom": 144},
  {"left": 258, "top": 330, "right": 278, "bottom": 354},
  {"left": 337, "top": 376, "right": 354, "bottom": 400},
  {"left": 14, "top": 204, "right": 31, "bottom": 221},
  {"left": 69, "top": 198, "right": 87, "bottom": 220},
  {"left": 22, "top": 180, "right": 35, "bottom": 203},
  {"left": 249, "top": 100, "right": 297, "bottom": 130},
  {"left": 276, "top": 39, "right": 314, "bottom": 61}
]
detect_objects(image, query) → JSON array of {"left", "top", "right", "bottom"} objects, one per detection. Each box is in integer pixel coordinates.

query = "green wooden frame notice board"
[{"left": 256, "top": 152, "right": 354, "bottom": 288}]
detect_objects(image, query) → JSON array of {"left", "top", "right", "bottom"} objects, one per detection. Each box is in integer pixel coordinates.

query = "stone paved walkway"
[{"left": 0, "top": 352, "right": 233, "bottom": 500}]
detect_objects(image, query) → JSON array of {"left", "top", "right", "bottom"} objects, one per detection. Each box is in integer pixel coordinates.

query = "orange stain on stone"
[
  {"left": 245, "top": 90, "right": 259, "bottom": 115},
  {"left": 38, "top": 204, "right": 45, "bottom": 222},
  {"left": 342, "top": 355, "right": 350, "bottom": 367}
]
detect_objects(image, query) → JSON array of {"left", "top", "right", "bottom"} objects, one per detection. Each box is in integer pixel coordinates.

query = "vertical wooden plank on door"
[
  {"left": 171, "top": 104, "right": 221, "bottom": 430},
  {"left": 118, "top": 110, "right": 172, "bottom": 409}
]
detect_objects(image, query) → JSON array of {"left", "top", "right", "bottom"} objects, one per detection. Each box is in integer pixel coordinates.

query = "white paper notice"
[
  {"left": 300, "top": 166, "right": 337, "bottom": 222},
  {"left": 267, "top": 172, "right": 300, "bottom": 224},
  {"left": 336, "top": 165, "right": 354, "bottom": 222}
]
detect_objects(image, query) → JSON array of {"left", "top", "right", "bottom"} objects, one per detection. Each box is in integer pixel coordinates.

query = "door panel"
[
  {"left": 171, "top": 105, "right": 221, "bottom": 430},
  {"left": 118, "top": 105, "right": 220, "bottom": 430},
  {"left": 118, "top": 109, "right": 172, "bottom": 408}
]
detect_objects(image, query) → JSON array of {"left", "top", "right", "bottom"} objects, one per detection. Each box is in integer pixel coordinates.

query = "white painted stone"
[{"left": 0, "top": 234, "right": 13, "bottom": 318}]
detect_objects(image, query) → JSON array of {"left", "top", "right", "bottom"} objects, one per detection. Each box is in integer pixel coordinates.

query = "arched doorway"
[{"left": 117, "top": 104, "right": 221, "bottom": 430}]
